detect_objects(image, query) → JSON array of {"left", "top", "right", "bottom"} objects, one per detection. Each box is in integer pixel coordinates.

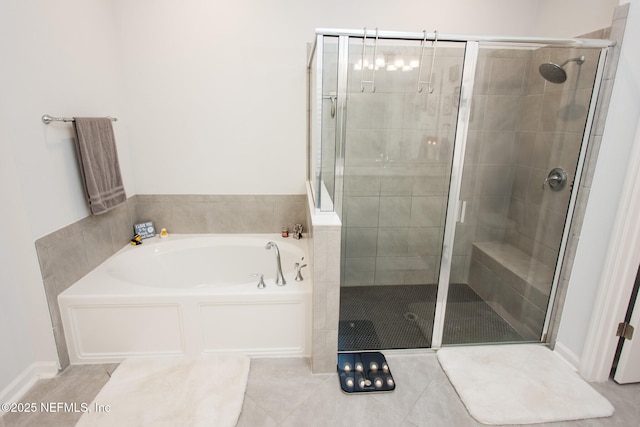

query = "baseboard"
[
  {"left": 553, "top": 341, "right": 580, "bottom": 371},
  {"left": 0, "top": 362, "right": 59, "bottom": 406}
]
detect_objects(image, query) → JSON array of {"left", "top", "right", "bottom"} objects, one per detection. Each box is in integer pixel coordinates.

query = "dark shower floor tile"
[
  {"left": 338, "top": 283, "right": 524, "bottom": 351},
  {"left": 338, "top": 320, "right": 381, "bottom": 349}
]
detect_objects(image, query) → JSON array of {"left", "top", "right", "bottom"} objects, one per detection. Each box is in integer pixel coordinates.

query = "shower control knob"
[{"left": 543, "top": 168, "right": 568, "bottom": 191}]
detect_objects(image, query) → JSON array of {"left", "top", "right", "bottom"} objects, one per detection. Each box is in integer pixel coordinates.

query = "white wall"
[
  {"left": 536, "top": 0, "right": 620, "bottom": 36},
  {"left": 113, "top": 0, "right": 618, "bottom": 196},
  {"left": 556, "top": 0, "right": 640, "bottom": 365},
  {"left": 0, "top": 0, "right": 621, "bottom": 396},
  {"left": 0, "top": 138, "right": 57, "bottom": 396},
  {"left": 113, "top": 0, "right": 552, "bottom": 195},
  {"left": 1, "top": 0, "right": 132, "bottom": 239},
  {"left": 0, "top": 0, "right": 129, "bottom": 395}
]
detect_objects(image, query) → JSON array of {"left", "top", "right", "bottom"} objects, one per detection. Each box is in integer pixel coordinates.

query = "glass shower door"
[
  {"left": 440, "top": 43, "right": 603, "bottom": 345},
  {"left": 338, "top": 37, "right": 466, "bottom": 350}
]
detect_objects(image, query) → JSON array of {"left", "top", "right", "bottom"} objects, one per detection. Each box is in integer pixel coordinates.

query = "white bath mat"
[
  {"left": 76, "top": 354, "right": 250, "bottom": 427},
  {"left": 437, "top": 344, "right": 614, "bottom": 425}
]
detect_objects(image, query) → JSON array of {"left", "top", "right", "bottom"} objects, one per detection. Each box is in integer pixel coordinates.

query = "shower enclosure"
[{"left": 307, "top": 29, "right": 612, "bottom": 351}]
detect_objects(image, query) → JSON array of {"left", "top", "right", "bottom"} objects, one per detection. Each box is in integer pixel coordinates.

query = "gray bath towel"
[{"left": 73, "top": 117, "right": 126, "bottom": 215}]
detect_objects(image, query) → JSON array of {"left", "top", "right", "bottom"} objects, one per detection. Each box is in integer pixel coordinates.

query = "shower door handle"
[{"left": 457, "top": 200, "right": 467, "bottom": 223}]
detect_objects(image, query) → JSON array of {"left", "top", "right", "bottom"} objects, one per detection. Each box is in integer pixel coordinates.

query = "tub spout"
[{"left": 265, "top": 241, "right": 286, "bottom": 285}]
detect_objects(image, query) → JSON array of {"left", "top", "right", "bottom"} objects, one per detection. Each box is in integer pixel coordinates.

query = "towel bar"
[{"left": 42, "top": 114, "right": 118, "bottom": 125}]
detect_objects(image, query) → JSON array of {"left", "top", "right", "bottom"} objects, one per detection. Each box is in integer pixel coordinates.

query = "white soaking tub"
[{"left": 58, "top": 234, "right": 311, "bottom": 364}]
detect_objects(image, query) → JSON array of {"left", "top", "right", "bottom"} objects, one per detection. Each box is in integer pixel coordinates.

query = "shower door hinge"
[{"left": 616, "top": 322, "right": 635, "bottom": 340}]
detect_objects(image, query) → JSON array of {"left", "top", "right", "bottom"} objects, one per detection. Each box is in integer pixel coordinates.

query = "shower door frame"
[
  {"left": 540, "top": 46, "right": 609, "bottom": 340},
  {"left": 433, "top": 42, "right": 609, "bottom": 348},
  {"left": 430, "top": 41, "right": 478, "bottom": 348},
  {"left": 310, "top": 28, "right": 614, "bottom": 350}
]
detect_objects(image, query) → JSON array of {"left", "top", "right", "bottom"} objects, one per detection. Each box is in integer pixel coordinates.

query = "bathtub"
[{"left": 58, "top": 234, "right": 312, "bottom": 364}]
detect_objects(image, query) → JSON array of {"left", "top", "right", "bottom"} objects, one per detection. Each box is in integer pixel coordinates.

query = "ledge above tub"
[{"left": 306, "top": 181, "right": 342, "bottom": 227}]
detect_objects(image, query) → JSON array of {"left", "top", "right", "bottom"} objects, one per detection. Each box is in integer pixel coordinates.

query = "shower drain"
[{"left": 404, "top": 312, "right": 419, "bottom": 322}]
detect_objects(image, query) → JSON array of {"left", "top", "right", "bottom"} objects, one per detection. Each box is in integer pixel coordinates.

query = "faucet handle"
[
  {"left": 251, "top": 273, "right": 266, "bottom": 289},
  {"left": 294, "top": 263, "right": 308, "bottom": 282}
]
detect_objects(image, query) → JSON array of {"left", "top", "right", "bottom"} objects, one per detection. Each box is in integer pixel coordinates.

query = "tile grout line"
[{"left": 275, "top": 373, "right": 337, "bottom": 426}]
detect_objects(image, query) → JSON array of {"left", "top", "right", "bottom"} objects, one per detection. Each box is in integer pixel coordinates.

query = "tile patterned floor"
[
  {"left": 1, "top": 364, "right": 118, "bottom": 427},
  {"left": 3, "top": 353, "right": 640, "bottom": 427},
  {"left": 339, "top": 284, "right": 523, "bottom": 351}
]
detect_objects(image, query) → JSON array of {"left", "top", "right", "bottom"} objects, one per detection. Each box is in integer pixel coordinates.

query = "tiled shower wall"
[
  {"left": 339, "top": 41, "right": 598, "bottom": 288},
  {"left": 456, "top": 42, "right": 601, "bottom": 279},
  {"left": 341, "top": 27, "right": 622, "bottom": 292},
  {"left": 340, "top": 42, "right": 585, "bottom": 286},
  {"left": 461, "top": 42, "right": 598, "bottom": 323},
  {"left": 35, "top": 194, "right": 307, "bottom": 369},
  {"left": 457, "top": 48, "right": 534, "bottom": 283},
  {"left": 342, "top": 42, "right": 464, "bottom": 287},
  {"left": 505, "top": 46, "right": 601, "bottom": 270}
]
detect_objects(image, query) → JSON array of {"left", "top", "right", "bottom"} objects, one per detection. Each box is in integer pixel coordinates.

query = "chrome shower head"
[{"left": 539, "top": 55, "right": 585, "bottom": 84}]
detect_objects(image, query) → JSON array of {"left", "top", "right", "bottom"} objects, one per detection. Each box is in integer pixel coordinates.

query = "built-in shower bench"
[{"left": 468, "top": 241, "right": 554, "bottom": 340}]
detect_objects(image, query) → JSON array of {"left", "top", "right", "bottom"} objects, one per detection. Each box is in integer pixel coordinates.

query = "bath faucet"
[
  {"left": 251, "top": 273, "right": 266, "bottom": 289},
  {"left": 265, "top": 241, "right": 286, "bottom": 285},
  {"left": 294, "top": 260, "right": 307, "bottom": 282}
]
